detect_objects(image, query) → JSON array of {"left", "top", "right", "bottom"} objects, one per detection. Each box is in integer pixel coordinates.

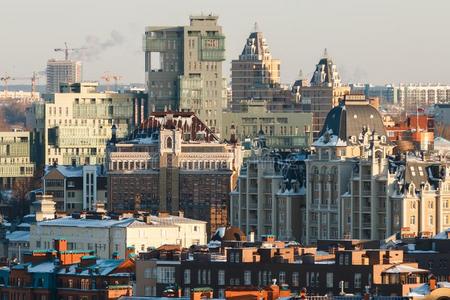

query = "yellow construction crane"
[{"left": 54, "top": 42, "right": 86, "bottom": 60}]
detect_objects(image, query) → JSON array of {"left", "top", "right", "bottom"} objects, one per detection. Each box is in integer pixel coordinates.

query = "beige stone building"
[
  {"left": 221, "top": 101, "right": 312, "bottom": 149},
  {"left": 305, "top": 96, "right": 450, "bottom": 245},
  {"left": 30, "top": 212, "right": 207, "bottom": 259},
  {"left": 143, "top": 15, "right": 227, "bottom": 134},
  {"left": 0, "top": 130, "right": 35, "bottom": 189},
  {"left": 27, "top": 82, "right": 134, "bottom": 166},
  {"left": 230, "top": 150, "right": 307, "bottom": 241}
]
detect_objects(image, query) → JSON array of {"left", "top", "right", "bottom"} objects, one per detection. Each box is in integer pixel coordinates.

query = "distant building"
[
  {"left": 398, "top": 84, "right": 450, "bottom": 112},
  {"left": 221, "top": 101, "right": 312, "bottom": 149},
  {"left": 42, "top": 165, "right": 107, "bottom": 212},
  {"left": 230, "top": 151, "right": 308, "bottom": 241},
  {"left": 143, "top": 15, "right": 227, "bottom": 134},
  {"left": 230, "top": 31, "right": 296, "bottom": 112},
  {"left": 350, "top": 84, "right": 399, "bottom": 105},
  {"left": 27, "top": 82, "right": 135, "bottom": 166},
  {"left": 30, "top": 212, "right": 207, "bottom": 259},
  {"left": 300, "top": 50, "right": 350, "bottom": 138},
  {"left": 0, "top": 130, "right": 35, "bottom": 189},
  {"left": 106, "top": 111, "right": 242, "bottom": 235},
  {"left": 46, "top": 59, "right": 82, "bottom": 93},
  {"left": 385, "top": 112, "right": 434, "bottom": 152}
]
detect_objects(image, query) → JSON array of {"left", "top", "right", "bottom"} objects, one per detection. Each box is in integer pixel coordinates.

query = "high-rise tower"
[
  {"left": 143, "top": 15, "right": 227, "bottom": 134},
  {"left": 46, "top": 59, "right": 82, "bottom": 93}
]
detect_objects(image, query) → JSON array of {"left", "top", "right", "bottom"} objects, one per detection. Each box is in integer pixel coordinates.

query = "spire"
[
  {"left": 298, "top": 69, "right": 304, "bottom": 80},
  {"left": 254, "top": 22, "right": 259, "bottom": 32},
  {"left": 323, "top": 48, "right": 328, "bottom": 58}
]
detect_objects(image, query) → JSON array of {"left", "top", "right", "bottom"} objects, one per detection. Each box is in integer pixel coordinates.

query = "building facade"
[
  {"left": 230, "top": 151, "right": 307, "bottom": 241},
  {"left": 221, "top": 101, "right": 312, "bottom": 149},
  {"left": 42, "top": 165, "right": 107, "bottom": 212},
  {"left": 305, "top": 97, "right": 450, "bottom": 244},
  {"left": 135, "top": 237, "right": 430, "bottom": 298},
  {"left": 143, "top": 15, "right": 227, "bottom": 134},
  {"left": 46, "top": 59, "right": 82, "bottom": 93},
  {"left": 30, "top": 212, "right": 207, "bottom": 259},
  {"left": 107, "top": 111, "right": 242, "bottom": 235},
  {"left": 0, "top": 130, "right": 35, "bottom": 189},
  {"left": 27, "top": 82, "right": 135, "bottom": 166}
]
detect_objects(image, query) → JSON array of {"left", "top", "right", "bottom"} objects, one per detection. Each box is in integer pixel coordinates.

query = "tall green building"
[{"left": 143, "top": 15, "right": 227, "bottom": 135}]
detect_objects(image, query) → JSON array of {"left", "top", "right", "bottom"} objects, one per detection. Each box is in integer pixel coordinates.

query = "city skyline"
[{"left": 1, "top": 0, "right": 449, "bottom": 86}]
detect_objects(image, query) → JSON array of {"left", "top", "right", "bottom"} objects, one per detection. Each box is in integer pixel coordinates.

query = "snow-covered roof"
[
  {"left": 28, "top": 262, "right": 56, "bottom": 273},
  {"left": 383, "top": 264, "right": 428, "bottom": 274},
  {"left": 37, "top": 214, "right": 205, "bottom": 229},
  {"left": 6, "top": 231, "right": 30, "bottom": 242},
  {"left": 45, "top": 165, "right": 105, "bottom": 178},
  {"left": 434, "top": 228, "right": 450, "bottom": 239},
  {"left": 58, "top": 259, "right": 126, "bottom": 276}
]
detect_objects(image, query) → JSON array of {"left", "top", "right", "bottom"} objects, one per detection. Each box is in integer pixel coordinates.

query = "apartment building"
[
  {"left": 398, "top": 84, "right": 450, "bottom": 112},
  {"left": 306, "top": 96, "right": 450, "bottom": 244},
  {"left": 106, "top": 111, "right": 242, "bottom": 235},
  {"left": 27, "top": 82, "right": 135, "bottom": 166},
  {"left": 46, "top": 59, "right": 82, "bottom": 93},
  {"left": 143, "top": 15, "right": 227, "bottom": 134},
  {"left": 0, "top": 130, "right": 35, "bottom": 189},
  {"left": 230, "top": 150, "right": 308, "bottom": 241},
  {"left": 42, "top": 164, "right": 107, "bottom": 212},
  {"left": 30, "top": 211, "right": 207, "bottom": 259},
  {"left": 300, "top": 50, "right": 350, "bottom": 138},
  {"left": 221, "top": 101, "right": 312, "bottom": 149}
]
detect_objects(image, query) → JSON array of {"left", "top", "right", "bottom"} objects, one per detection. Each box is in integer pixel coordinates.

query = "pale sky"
[{"left": 1, "top": 0, "right": 449, "bottom": 86}]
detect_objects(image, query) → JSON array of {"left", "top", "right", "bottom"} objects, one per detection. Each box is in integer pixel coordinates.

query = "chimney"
[
  {"left": 80, "top": 256, "right": 97, "bottom": 268},
  {"left": 54, "top": 239, "right": 67, "bottom": 252},
  {"left": 178, "top": 211, "right": 184, "bottom": 218}
]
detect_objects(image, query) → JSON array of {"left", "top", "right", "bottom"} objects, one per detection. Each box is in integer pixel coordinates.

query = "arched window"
[{"left": 166, "top": 137, "right": 172, "bottom": 149}]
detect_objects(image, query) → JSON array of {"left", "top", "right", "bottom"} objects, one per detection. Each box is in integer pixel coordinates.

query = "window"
[
  {"left": 244, "top": 271, "right": 251, "bottom": 285},
  {"left": 278, "top": 272, "right": 286, "bottom": 284},
  {"left": 157, "top": 266, "right": 175, "bottom": 284},
  {"left": 291, "top": 272, "right": 299, "bottom": 287},
  {"left": 410, "top": 215, "right": 416, "bottom": 225},
  {"left": 429, "top": 215, "right": 433, "bottom": 225},
  {"left": 218, "top": 270, "right": 225, "bottom": 285},
  {"left": 326, "top": 273, "right": 333, "bottom": 288},
  {"left": 183, "top": 269, "right": 191, "bottom": 284},
  {"left": 344, "top": 254, "right": 349, "bottom": 265},
  {"left": 354, "top": 273, "right": 362, "bottom": 288}
]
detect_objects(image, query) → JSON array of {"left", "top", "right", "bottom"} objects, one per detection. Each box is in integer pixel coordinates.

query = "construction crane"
[
  {"left": 11, "top": 72, "right": 41, "bottom": 99},
  {"left": 0, "top": 75, "right": 11, "bottom": 96},
  {"left": 101, "top": 73, "right": 122, "bottom": 92},
  {"left": 54, "top": 42, "right": 86, "bottom": 60}
]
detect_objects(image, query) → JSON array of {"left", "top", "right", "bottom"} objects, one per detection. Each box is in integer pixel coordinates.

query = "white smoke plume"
[{"left": 74, "top": 30, "right": 125, "bottom": 61}]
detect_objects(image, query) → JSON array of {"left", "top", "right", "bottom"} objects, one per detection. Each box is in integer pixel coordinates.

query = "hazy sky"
[{"left": 1, "top": 0, "right": 449, "bottom": 86}]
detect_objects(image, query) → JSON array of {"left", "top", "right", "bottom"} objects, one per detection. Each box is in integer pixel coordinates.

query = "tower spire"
[
  {"left": 323, "top": 48, "right": 328, "bottom": 58},
  {"left": 254, "top": 22, "right": 259, "bottom": 32}
]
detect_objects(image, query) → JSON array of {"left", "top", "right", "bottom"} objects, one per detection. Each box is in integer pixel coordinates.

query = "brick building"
[
  {"left": 135, "top": 234, "right": 430, "bottom": 298},
  {"left": 106, "top": 111, "right": 242, "bottom": 235},
  {"left": 0, "top": 238, "right": 134, "bottom": 300}
]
